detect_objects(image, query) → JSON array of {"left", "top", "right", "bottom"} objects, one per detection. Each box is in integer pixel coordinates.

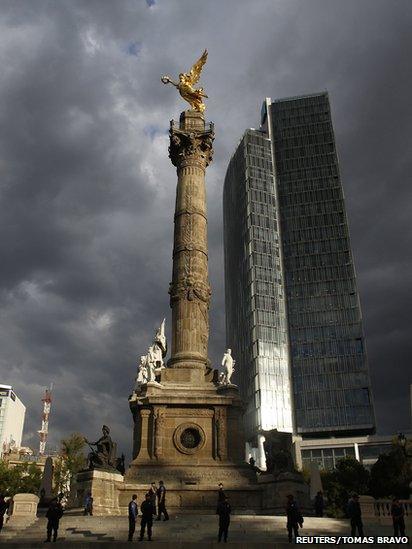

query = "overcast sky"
[{"left": 0, "top": 0, "right": 411, "bottom": 456}]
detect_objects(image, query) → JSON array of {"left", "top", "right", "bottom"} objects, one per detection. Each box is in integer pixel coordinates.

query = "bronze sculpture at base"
[{"left": 85, "top": 425, "right": 117, "bottom": 471}]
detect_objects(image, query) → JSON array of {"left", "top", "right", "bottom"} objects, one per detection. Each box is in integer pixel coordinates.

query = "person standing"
[
  {"left": 347, "top": 494, "right": 364, "bottom": 537},
  {"left": 44, "top": 498, "right": 64, "bottom": 543},
  {"left": 83, "top": 491, "right": 93, "bottom": 516},
  {"left": 217, "top": 483, "right": 226, "bottom": 503},
  {"left": 391, "top": 498, "right": 406, "bottom": 537},
  {"left": 148, "top": 482, "right": 157, "bottom": 517},
  {"left": 128, "top": 494, "right": 138, "bottom": 542},
  {"left": 0, "top": 494, "right": 9, "bottom": 532},
  {"left": 156, "top": 480, "right": 169, "bottom": 521},
  {"left": 139, "top": 493, "right": 155, "bottom": 542},
  {"left": 286, "top": 494, "right": 303, "bottom": 543},
  {"left": 216, "top": 495, "right": 231, "bottom": 543},
  {"left": 314, "top": 491, "right": 324, "bottom": 517}
]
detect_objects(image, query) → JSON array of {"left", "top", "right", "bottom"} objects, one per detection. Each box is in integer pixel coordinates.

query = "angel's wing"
[{"left": 185, "top": 50, "right": 208, "bottom": 85}]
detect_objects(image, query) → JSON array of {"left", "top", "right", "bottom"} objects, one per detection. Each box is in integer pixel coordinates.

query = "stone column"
[
  {"left": 138, "top": 409, "right": 151, "bottom": 460},
  {"left": 168, "top": 110, "right": 214, "bottom": 371}
]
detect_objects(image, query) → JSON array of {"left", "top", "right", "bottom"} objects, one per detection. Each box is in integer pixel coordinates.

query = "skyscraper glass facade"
[
  {"left": 224, "top": 93, "right": 375, "bottom": 446},
  {"left": 224, "top": 130, "right": 293, "bottom": 442}
]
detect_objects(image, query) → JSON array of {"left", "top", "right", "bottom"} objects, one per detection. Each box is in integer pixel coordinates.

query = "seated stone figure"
[{"left": 85, "top": 425, "right": 117, "bottom": 470}]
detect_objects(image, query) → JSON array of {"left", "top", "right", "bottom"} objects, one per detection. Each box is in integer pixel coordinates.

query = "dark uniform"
[
  {"left": 128, "top": 498, "right": 138, "bottom": 541},
  {"left": 286, "top": 498, "right": 303, "bottom": 543},
  {"left": 148, "top": 485, "right": 157, "bottom": 516},
  {"left": 391, "top": 500, "right": 406, "bottom": 537},
  {"left": 217, "top": 486, "right": 226, "bottom": 503},
  {"left": 140, "top": 499, "right": 155, "bottom": 541},
  {"left": 157, "top": 483, "right": 169, "bottom": 521},
  {"left": 83, "top": 493, "right": 93, "bottom": 516},
  {"left": 347, "top": 497, "right": 364, "bottom": 537},
  {"left": 314, "top": 492, "right": 324, "bottom": 517},
  {"left": 45, "top": 500, "right": 63, "bottom": 542},
  {"left": 216, "top": 499, "right": 231, "bottom": 543}
]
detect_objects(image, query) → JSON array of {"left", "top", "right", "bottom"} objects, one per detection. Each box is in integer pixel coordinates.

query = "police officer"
[
  {"left": 286, "top": 494, "right": 303, "bottom": 543},
  {"left": 139, "top": 493, "right": 155, "bottom": 541},
  {"left": 217, "top": 483, "right": 226, "bottom": 503},
  {"left": 44, "top": 498, "right": 64, "bottom": 543},
  {"left": 148, "top": 482, "right": 157, "bottom": 517},
  {"left": 216, "top": 495, "right": 231, "bottom": 543},
  {"left": 347, "top": 494, "right": 364, "bottom": 537},
  {"left": 128, "top": 494, "right": 138, "bottom": 541},
  {"left": 156, "top": 480, "right": 169, "bottom": 521}
]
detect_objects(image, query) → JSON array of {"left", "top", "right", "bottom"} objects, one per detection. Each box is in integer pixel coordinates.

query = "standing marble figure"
[{"left": 221, "top": 349, "right": 235, "bottom": 384}]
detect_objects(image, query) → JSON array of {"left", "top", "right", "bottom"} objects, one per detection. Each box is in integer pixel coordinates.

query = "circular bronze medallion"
[
  {"left": 180, "top": 428, "right": 201, "bottom": 449},
  {"left": 173, "top": 423, "right": 205, "bottom": 455}
]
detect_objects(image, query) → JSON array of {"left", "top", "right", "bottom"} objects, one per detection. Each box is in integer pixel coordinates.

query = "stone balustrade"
[{"left": 359, "top": 495, "right": 411, "bottom": 523}]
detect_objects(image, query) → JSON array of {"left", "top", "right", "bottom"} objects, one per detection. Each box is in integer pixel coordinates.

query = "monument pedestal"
[
  {"left": 124, "top": 368, "right": 261, "bottom": 511},
  {"left": 76, "top": 469, "right": 124, "bottom": 516}
]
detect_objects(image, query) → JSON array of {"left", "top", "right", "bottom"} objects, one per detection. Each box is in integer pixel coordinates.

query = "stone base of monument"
[
  {"left": 258, "top": 472, "right": 311, "bottom": 514},
  {"left": 120, "top": 482, "right": 262, "bottom": 514},
  {"left": 75, "top": 469, "right": 124, "bottom": 516},
  {"left": 75, "top": 467, "right": 311, "bottom": 516},
  {"left": 119, "top": 463, "right": 261, "bottom": 513}
]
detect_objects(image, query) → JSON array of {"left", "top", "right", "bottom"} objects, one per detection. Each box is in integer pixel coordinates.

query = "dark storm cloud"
[{"left": 0, "top": 0, "right": 410, "bottom": 455}]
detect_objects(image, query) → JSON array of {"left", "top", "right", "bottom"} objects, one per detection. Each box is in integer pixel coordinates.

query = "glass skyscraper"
[
  {"left": 223, "top": 93, "right": 375, "bottom": 459},
  {"left": 224, "top": 129, "right": 293, "bottom": 446}
]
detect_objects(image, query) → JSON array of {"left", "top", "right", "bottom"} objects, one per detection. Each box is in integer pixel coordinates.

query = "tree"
[
  {"left": 321, "top": 457, "right": 370, "bottom": 518},
  {"left": 54, "top": 433, "right": 86, "bottom": 495},
  {"left": 0, "top": 461, "right": 42, "bottom": 496},
  {"left": 370, "top": 443, "right": 411, "bottom": 499}
]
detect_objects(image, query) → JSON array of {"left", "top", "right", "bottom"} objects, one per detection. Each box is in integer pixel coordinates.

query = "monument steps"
[
  {"left": 0, "top": 509, "right": 394, "bottom": 546},
  {"left": 0, "top": 518, "right": 38, "bottom": 541}
]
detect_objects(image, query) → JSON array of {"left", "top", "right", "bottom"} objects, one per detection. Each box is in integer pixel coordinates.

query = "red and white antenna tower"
[{"left": 38, "top": 384, "right": 53, "bottom": 456}]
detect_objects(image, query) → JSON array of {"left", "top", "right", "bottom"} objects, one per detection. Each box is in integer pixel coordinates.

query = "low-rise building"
[
  {"left": 294, "top": 434, "right": 397, "bottom": 471},
  {"left": 0, "top": 384, "right": 26, "bottom": 456}
]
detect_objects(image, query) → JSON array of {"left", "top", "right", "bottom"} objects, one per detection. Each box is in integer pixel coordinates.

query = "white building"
[
  {"left": 0, "top": 384, "right": 26, "bottom": 456},
  {"left": 294, "top": 433, "right": 396, "bottom": 471}
]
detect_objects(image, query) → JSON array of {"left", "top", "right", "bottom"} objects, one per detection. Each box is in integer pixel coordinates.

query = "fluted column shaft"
[{"left": 168, "top": 110, "right": 214, "bottom": 370}]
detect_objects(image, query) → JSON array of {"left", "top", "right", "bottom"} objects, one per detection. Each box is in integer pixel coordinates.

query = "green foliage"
[
  {"left": 61, "top": 433, "right": 86, "bottom": 477},
  {"left": 369, "top": 444, "right": 411, "bottom": 498},
  {"left": 0, "top": 461, "right": 42, "bottom": 496},
  {"left": 54, "top": 433, "right": 86, "bottom": 493},
  {"left": 321, "top": 457, "right": 370, "bottom": 518}
]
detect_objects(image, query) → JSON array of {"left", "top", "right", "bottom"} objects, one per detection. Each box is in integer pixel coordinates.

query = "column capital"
[{"left": 169, "top": 119, "right": 214, "bottom": 168}]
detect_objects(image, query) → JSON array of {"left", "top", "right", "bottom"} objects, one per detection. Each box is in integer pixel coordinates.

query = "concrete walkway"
[{"left": 0, "top": 510, "right": 398, "bottom": 547}]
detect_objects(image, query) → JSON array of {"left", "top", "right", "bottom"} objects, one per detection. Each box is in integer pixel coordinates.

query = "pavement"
[{"left": 0, "top": 509, "right": 399, "bottom": 548}]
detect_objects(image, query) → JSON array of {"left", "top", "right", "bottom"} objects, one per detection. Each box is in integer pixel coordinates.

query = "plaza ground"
[{"left": 0, "top": 508, "right": 399, "bottom": 547}]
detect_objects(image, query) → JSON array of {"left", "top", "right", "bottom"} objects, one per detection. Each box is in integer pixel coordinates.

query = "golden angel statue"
[{"left": 161, "top": 50, "right": 208, "bottom": 113}]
